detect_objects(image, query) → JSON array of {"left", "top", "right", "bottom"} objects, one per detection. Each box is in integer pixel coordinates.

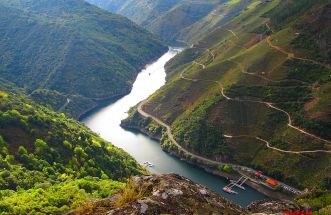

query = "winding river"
[{"left": 81, "top": 48, "right": 267, "bottom": 206}]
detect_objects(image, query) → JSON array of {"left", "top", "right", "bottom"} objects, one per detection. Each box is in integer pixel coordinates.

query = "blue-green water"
[{"left": 81, "top": 48, "right": 267, "bottom": 206}]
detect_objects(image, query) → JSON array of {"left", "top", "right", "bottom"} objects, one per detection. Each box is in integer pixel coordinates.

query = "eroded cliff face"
[{"left": 73, "top": 174, "right": 303, "bottom": 215}]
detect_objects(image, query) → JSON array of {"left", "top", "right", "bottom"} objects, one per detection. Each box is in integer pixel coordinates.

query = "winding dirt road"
[
  {"left": 137, "top": 100, "right": 220, "bottom": 165},
  {"left": 266, "top": 36, "right": 331, "bottom": 70},
  {"left": 179, "top": 61, "right": 331, "bottom": 153},
  {"left": 178, "top": 45, "right": 331, "bottom": 151},
  {"left": 57, "top": 98, "right": 71, "bottom": 113},
  {"left": 227, "top": 29, "right": 239, "bottom": 39}
]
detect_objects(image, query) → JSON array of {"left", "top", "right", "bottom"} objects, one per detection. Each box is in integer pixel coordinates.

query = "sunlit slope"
[
  {"left": 0, "top": 78, "right": 143, "bottom": 213},
  {"left": 144, "top": 0, "right": 331, "bottom": 189}
]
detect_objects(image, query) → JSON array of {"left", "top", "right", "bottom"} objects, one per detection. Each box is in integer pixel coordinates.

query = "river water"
[{"left": 81, "top": 48, "right": 267, "bottom": 206}]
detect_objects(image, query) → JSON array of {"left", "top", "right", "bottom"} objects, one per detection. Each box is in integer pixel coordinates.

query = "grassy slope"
[
  {"left": 0, "top": 79, "right": 143, "bottom": 214},
  {"left": 0, "top": 0, "right": 166, "bottom": 116},
  {"left": 143, "top": 0, "right": 331, "bottom": 190}
]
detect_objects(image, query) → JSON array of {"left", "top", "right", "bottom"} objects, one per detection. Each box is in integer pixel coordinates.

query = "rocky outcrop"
[
  {"left": 72, "top": 174, "right": 304, "bottom": 215},
  {"left": 247, "top": 199, "right": 304, "bottom": 214},
  {"left": 107, "top": 174, "right": 244, "bottom": 215}
]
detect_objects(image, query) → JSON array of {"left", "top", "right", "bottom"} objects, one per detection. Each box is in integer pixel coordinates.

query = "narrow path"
[
  {"left": 178, "top": 56, "right": 331, "bottom": 149},
  {"left": 137, "top": 101, "right": 220, "bottom": 165},
  {"left": 225, "top": 60, "right": 331, "bottom": 144},
  {"left": 57, "top": 98, "right": 71, "bottom": 113},
  {"left": 224, "top": 135, "right": 331, "bottom": 154},
  {"left": 193, "top": 61, "right": 206, "bottom": 69},
  {"left": 266, "top": 36, "right": 331, "bottom": 70},
  {"left": 138, "top": 101, "right": 305, "bottom": 194},
  {"left": 207, "top": 48, "right": 215, "bottom": 61},
  {"left": 229, "top": 60, "right": 310, "bottom": 85},
  {"left": 210, "top": 11, "right": 224, "bottom": 18},
  {"left": 266, "top": 103, "right": 331, "bottom": 144},
  {"left": 227, "top": 29, "right": 239, "bottom": 39},
  {"left": 179, "top": 64, "right": 331, "bottom": 152},
  {"left": 221, "top": 64, "right": 331, "bottom": 145}
]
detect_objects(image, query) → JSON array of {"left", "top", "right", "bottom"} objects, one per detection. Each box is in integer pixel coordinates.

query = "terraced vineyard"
[{"left": 141, "top": 0, "right": 331, "bottom": 191}]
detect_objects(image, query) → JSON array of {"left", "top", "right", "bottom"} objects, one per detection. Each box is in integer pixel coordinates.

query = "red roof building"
[
  {"left": 255, "top": 172, "right": 263, "bottom": 177},
  {"left": 266, "top": 178, "right": 278, "bottom": 186}
]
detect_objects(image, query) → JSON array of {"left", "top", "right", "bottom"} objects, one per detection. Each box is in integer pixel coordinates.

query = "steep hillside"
[
  {"left": 86, "top": 0, "right": 257, "bottom": 44},
  {"left": 137, "top": 0, "right": 331, "bottom": 191},
  {"left": 0, "top": 79, "right": 143, "bottom": 214},
  {"left": 0, "top": 0, "right": 167, "bottom": 118}
]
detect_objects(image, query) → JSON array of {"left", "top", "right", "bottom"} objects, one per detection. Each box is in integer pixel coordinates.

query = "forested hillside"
[
  {"left": 0, "top": 79, "right": 143, "bottom": 214},
  {"left": 140, "top": 0, "right": 331, "bottom": 192},
  {"left": 0, "top": 0, "right": 167, "bottom": 118},
  {"left": 86, "top": 0, "right": 256, "bottom": 44}
]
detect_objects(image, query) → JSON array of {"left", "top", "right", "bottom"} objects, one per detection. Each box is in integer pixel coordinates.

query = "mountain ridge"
[{"left": 0, "top": 0, "right": 167, "bottom": 118}]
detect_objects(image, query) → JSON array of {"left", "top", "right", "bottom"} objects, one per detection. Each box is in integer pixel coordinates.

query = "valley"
[
  {"left": 82, "top": 49, "right": 267, "bottom": 206},
  {"left": 0, "top": 0, "right": 330, "bottom": 214},
  {"left": 118, "top": 0, "right": 331, "bottom": 213}
]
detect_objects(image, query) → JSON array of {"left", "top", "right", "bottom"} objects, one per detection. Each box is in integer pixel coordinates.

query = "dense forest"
[
  {"left": 0, "top": 78, "right": 143, "bottom": 214},
  {"left": 0, "top": 0, "right": 167, "bottom": 118}
]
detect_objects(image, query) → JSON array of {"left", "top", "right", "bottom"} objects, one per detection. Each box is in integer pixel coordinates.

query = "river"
[{"left": 81, "top": 47, "right": 267, "bottom": 207}]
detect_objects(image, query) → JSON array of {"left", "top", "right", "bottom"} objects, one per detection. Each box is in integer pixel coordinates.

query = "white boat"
[
  {"left": 143, "top": 161, "right": 154, "bottom": 167},
  {"left": 223, "top": 187, "right": 238, "bottom": 194}
]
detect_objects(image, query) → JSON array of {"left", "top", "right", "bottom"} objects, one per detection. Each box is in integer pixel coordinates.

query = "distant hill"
[
  {"left": 0, "top": 0, "right": 167, "bottom": 117},
  {"left": 86, "top": 0, "right": 255, "bottom": 44}
]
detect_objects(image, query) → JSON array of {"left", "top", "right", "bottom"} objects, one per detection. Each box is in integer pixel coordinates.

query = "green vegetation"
[
  {"left": 121, "top": 107, "right": 164, "bottom": 138},
  {"left": 0, "top": 0, "right": 166, "bottom": 103},
  {"left": 0, "top": 177, "right": 124, "bottom": 215},
  {"left": 111, "top": 178, "right": 152, "bottom": 209},
  {"left": 0, "top": 80, "right": 143, "bottom": 214},
  {"left": 172, "top": 94, "right": 228, "bottom": 157},
  {"left": 265, "top": 0, "right": 329, "bottom": 29},
  {"left": 286, "top": 60, "right": 331, "bottom": 84},
  {"left": 296, "top": 190, "right": 331, "bottom": 214}
]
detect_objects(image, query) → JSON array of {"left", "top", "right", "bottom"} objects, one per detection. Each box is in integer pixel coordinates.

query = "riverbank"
[
  {"left": 120, "top": 108, "right": 294, "bottom": 201},
  {"left": 78, "top": 91, "right": 131, "bottom": 120}
]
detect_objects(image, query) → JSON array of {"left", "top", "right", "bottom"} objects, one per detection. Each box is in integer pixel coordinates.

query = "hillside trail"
[
  {"left": 147, "top": 59, "right": 331, "bottom": 155},
  {"left": 137, "top": 100, "right": 221, "bottom": 165},
  {"left": 190, "top": 38, "right": 331, "bottom": 146},
  {"left": 57, "top": 98, "right": 71, "bottom": 113},
  {"left": 266, "top": 36, "right": 331, "bottom": 70},
  {"left": 137, "top": 100, "right": 321, "bottom": 199},
  {"left": 139, "top": 28, "right": 331, "bottom": 160}
]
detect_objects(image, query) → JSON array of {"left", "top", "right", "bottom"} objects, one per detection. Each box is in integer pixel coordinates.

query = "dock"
[{"left": 223, "top": 176, "right": 248, "bottom": 194}]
